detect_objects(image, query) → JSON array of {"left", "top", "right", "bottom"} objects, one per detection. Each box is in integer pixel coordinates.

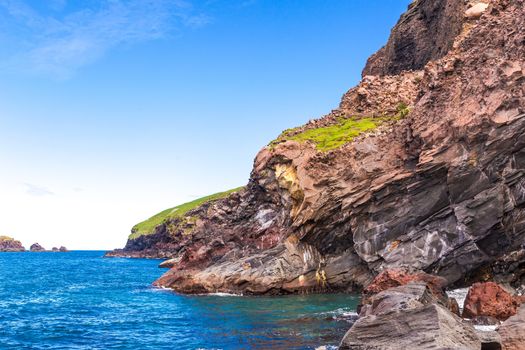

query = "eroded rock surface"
[
  {"left": 109, "top": 0, "right": 525, "bottom": 296},
  {"left": 463, "top": 282, "right": 524, "bottom": 321},
  {"left": 340, "top": 283, "right": 481, "bottom": 350}
]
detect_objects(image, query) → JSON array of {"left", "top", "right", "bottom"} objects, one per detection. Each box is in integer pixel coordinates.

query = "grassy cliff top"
[
  {"left": 0, "top": 236, "right": 15, "bottom": 242},
  {"left": 129, "top": 187, "right": 244, "bottom": 240},
  {"left": 270, "top": 104, "right": 409, "bottom": 152}
]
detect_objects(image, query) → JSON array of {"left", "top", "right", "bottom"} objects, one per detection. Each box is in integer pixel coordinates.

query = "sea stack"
[
  {"left": 0, "top": 236, "right": 25, "bottom": 252},
  {"left": 29, "top": 243, "right": 46, "bottom": 252}
]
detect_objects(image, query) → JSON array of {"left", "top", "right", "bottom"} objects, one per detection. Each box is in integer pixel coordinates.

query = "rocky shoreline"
[{"left": 106, "top": 0, "right": 525, "bottom": 348}]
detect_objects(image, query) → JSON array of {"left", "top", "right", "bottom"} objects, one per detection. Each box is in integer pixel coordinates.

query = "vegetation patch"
[
  {"left": 271, "top": 104, "right": 409, "bottom": 152},
  {"left": 129, "top": 187, "right": 244, "bottom": 239}
]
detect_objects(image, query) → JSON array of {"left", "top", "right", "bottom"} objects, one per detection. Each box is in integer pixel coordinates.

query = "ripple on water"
[{"left": 0, "top": 251, "right": 359, "bottom": 349}]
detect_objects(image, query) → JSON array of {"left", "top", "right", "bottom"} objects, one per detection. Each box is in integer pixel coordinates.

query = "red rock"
[
  {"left": 364, "top": 269, "right": 447, "bottom": 299},
  {"left": 462, "top": 282, "right": 523, "bottom": 321}
]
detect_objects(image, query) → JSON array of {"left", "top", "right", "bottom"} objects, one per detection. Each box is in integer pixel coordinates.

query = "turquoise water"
[{"left": 0, "top": 251, "right": 359, "bottom": 349}]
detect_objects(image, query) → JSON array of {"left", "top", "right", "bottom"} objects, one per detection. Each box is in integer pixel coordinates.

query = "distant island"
[
  {"left": 0, "top": 237, "right": 68, "bottom": 252},
  {"left": 0, "top": 236, "right": 25, "bottom": 252}
]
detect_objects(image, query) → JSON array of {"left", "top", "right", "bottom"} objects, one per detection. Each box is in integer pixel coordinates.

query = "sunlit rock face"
[
  {"left": 111, "top": 0, "right": 525, "bottom": 295},
  {"left": 0, "top": 236, "right": 25, "bottom": 252}
]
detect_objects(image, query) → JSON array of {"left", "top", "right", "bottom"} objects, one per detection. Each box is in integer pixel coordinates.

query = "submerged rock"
[
  {"left": 0, "top": 236, "right": 25, "bottom": 252},
  {"left": 29, "top": 243, "right": 46, "bottom": 252}
]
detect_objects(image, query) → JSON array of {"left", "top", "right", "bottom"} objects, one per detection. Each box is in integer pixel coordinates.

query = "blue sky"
[{"left": 0, "top": 0, "right": 411, "bottom": 249}]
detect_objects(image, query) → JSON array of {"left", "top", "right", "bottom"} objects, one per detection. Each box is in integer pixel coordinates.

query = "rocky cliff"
[
  {"left": 0, "top": 236, "right": 25, "bottom": 252},
  {"left": 109, "top": 0, "right": 525, "bottom": 296}
]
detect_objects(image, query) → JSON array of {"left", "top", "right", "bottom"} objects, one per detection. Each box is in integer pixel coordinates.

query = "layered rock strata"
[
  {"left": 339, "top": 282, "right": 481, "bottom": 349},
  {"left": 110, "top": 0, "right": 525, "bottom": 296}
]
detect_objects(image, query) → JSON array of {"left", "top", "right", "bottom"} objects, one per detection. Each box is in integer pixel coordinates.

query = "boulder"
[
  {"left": 363, "top": 269, "right": 448, "bottom": 303},
  {"left": 359, "top": 282, "right": 439, "bottom": 317},
  {"left": 29, "top": 243, "right": 46, "bottom": 252},
  {"left": 340, "top": 283, "right": 481, "bottom": 350},
  {"left": 465, "top": 2, "right": 489, "bottom": 19},
  {"left": 463, "top": 282, "right": 524, "bottom": 321},
  {"left": 497, "top": 305, "right": 525, "bottom": 350},
  {"left": 340, "top": 304, "right": 481, "bottom": 349},
  {"left": 0, "top": 236, "right": 25, "bottom": 252}
]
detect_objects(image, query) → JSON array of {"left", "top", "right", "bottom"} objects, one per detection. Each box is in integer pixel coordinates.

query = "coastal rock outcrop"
[
  {"left": 109, "top": 0, "right": 525, "bottom": 298},
  {"left": 29, "top": 243, "right": 46, "bottom": 252},
  {"left": 0, "top": 236, "right": 25, "bottom": 252}
]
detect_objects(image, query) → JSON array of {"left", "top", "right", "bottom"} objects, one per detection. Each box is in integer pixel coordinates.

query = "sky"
[{"left": 0, "top": 0, "right": 411, "bottom": 250}]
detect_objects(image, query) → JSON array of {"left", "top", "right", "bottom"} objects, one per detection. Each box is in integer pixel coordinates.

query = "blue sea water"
[{"left": 0, "top": 251, "right": 359, "bottom": 349}]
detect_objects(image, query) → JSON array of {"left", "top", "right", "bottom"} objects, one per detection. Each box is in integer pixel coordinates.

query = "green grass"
[
  {"left": 129, "top": 187, "right": 244, "bottom": 239},
  {"left": 271, "top": 104, "right": 409, "bottom": 152},
  {"left": 287, "top": 117, "right": 380, "bottom": 151}
]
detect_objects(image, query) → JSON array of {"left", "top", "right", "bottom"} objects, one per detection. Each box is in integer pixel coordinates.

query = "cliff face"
[
  {"left": 362, "top": 0, "right": 467, "bottom": 77},
  {"left": 111, "top": 0, "right": 525, "bottom": 295},
  {"left": 0, "top": 236, "right": 25, "bottom": 252}
]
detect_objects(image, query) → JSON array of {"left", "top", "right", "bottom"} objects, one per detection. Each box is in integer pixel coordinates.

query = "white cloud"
[
  {"left": 24, "top": 183, "right": 54, "bottom": 197},
  {"left": 0, "top": 0, "right": 208, "bottom": 78}
]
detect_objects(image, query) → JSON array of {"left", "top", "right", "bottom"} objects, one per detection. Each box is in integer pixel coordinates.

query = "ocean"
[{"left": 0, "top": 251, "right": 359, "bottom": 349}]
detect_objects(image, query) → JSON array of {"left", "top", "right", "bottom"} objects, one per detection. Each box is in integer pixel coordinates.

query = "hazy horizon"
[{"left": 0, "top": 0, "right": 411, "bottom": 250}]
